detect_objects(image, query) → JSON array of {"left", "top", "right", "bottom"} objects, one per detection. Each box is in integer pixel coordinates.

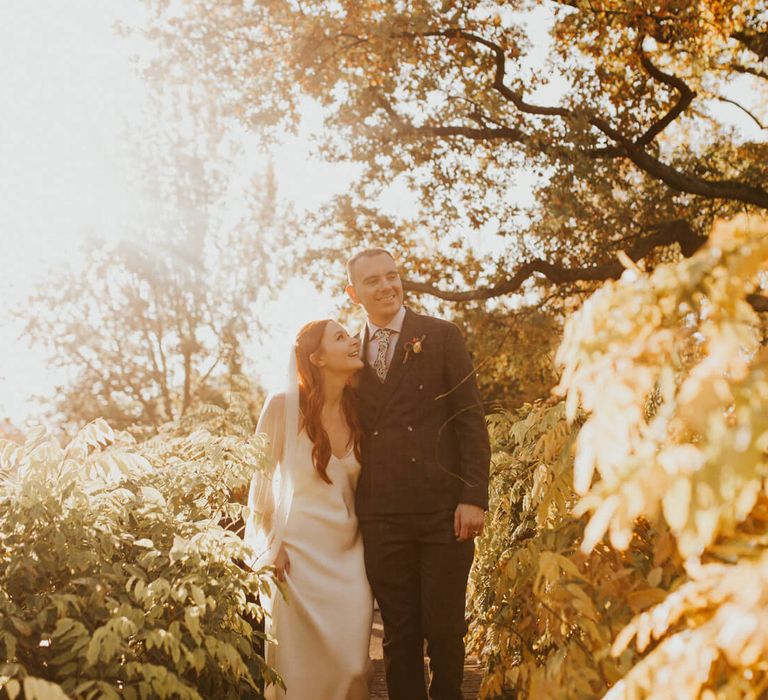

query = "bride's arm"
[
  {"left": 247, "top": 393, "right": 286, "bottom": 534},
  {"left": 248, "top": 393, "right": 291, "bottom": 578}
]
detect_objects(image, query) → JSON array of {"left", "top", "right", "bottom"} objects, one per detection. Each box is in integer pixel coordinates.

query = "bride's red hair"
[{"left": 295, "top": 320, "right": 362, "bottom": 484}]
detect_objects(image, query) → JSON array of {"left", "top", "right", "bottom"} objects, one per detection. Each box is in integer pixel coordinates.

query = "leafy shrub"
[
  {"left": 468, "top": 403, "right": 683, "bottom": 698},
  {"left": 470, "top": 215, "right": 768, "bottom": 698},
  {"left": 0, "top": 409, "right": 277, "bottom": 700},
  {"left": 557, "top": 215, "right": 768, "bottom": 698}
]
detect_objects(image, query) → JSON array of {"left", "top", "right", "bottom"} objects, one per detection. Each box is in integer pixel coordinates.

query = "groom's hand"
[{"left": 454, "top": 503, "right": 485, "bottom": 542}]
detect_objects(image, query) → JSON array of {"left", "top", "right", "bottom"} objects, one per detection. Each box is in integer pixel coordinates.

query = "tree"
[
  {"left": 0, "top": 419, "right": 24, "bottom": 444},
  {"left": 21, "top": 87, "right": 282, "bottom": 435},
  {"left": 454, "top": 303, "right": 562, "bottom": 408},
  {"left": 146, "top": 0, "right": 767, "bottom": 310}
]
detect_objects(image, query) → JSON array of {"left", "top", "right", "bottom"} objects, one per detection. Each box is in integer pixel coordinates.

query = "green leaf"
[
  {"left": 9, "top": 618, "right": 32, "bottom": 637},
  {"left": 23, "top": 677, "right": 71, "bottom": 700},
  {"left": 139, "top": 487, "right": 166, "bottom": 507},
  {"left": 190, "top": 585, "right": 206, "bottom": 608},
  {"left": 5, "top": 679, "right": 21, "bottom": 700}
]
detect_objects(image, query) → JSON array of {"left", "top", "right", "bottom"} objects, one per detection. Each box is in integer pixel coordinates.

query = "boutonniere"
[{"left": 403, "top": 335, "right": 427, "bottom": 364}]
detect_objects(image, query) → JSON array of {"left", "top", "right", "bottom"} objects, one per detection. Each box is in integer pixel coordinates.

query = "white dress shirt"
[{"left": 365, "top": 305, "right": 406, "bottom": 370}]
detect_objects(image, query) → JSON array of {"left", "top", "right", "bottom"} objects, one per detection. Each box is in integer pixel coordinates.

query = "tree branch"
[
  {"left": 453, "top": 29, "right": 768, "bottom": 207},
  {"left": 716, "top": 96, "right": 766, "bottom": 130},
  {"left": 634, "top": 38, "right": 696, "bottom": 147},
  {"left": 728, "top": 62, "right": 768, "bottom": 81},
  {"left": 620, "top": 148, "right": 768, "bottom": 207},
  {"left": 411, "top": 124, "right": 528, "bottom": 141},
  {"left": 373, "top": 89, "right": 529, "bottom": 143},
  {"left": 747, "top": 294, "right": 768, "bottom": 313},
  {"left": 404, "top": 219, "right": 768, "bottom": 312},
  {"left": 385, "top": 28, "right": 768, "bottom": 209},
  {"left": 732, "top": 30, "right": 768, "bottom": 61},
  {"left": 403, "top": 219, "right": 705, "bottom": 301}
]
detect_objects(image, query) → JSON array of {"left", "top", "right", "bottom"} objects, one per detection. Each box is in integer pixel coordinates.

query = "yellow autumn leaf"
[
  {"left": 662, "top": 476, "right": 691, "bottom": 532},
  {"left": 627, "top": 588, "right": 668, "bottom": 613},
  {"left": 580, "top": 494, "right": 621, "bottom": 553}
]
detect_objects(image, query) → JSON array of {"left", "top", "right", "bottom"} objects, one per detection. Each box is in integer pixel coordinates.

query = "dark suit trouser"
[{"left": 360, "top": 510, "right": 475, "bottom": 700}]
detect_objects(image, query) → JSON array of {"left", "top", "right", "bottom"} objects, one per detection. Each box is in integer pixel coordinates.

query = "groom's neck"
[{"left": 368, "top": 306, "right": 402, "bottom": 328}]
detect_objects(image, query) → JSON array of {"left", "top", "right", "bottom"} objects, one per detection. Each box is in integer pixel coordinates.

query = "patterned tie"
[{"left": 373, "top": 328, "right": 393, "bottom": 382}]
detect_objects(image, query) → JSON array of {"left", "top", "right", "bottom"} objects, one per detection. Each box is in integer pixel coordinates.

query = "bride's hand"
[{"left": 274, "top": 544, "right": 290, "bottom": 581}]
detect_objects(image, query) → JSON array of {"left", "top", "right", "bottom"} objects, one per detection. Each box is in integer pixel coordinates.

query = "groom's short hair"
[{"left": 346, "top": 248, "right": 396, "bottom": 284}]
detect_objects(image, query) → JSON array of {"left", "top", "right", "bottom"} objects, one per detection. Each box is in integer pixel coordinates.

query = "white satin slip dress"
[{"left": 264, "top": 430, "right": 373, "bottom": 700}]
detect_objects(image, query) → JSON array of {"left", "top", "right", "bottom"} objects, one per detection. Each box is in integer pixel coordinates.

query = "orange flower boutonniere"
[{"left": 403, "top": 335, "right": 427, "bottom": 364}]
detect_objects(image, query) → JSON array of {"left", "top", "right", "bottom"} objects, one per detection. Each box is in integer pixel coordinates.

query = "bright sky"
[
  {"left": 0, "top": 3, "right": 763, "bottom": 429},
  {"left": 0, "top": 2, "right": 145, "bottom": 426}
]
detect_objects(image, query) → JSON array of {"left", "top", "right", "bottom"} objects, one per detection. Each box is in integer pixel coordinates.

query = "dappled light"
[{"left": 2, "top": 2, "right": 768, "bottom": 699}]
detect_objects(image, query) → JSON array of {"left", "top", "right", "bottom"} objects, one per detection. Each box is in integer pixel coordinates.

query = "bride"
[{"left": 245, "top": 319, "right": 373, "bottom": 700}]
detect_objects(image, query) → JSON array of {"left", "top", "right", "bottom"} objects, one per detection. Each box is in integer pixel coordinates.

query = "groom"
[{"left": 346, "top": 248, "right": 490, "bottom": 700}]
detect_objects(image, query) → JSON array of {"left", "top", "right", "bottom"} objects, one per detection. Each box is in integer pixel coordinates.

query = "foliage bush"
[
  {"left": 469, "top": 215, "right": 768, "bottom": 699},
  {"left": 467, "top": 402, "right": 683, "bottom": 698},
  {"left": 560, "top": 215, "right": 768, "bottom": 698},
  {"left": 0, "top": 388, "right": 277, "bottom": 700}
]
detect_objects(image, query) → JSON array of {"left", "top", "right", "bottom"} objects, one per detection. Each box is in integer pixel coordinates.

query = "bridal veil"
[{"left": 244, "top": 344, "right": 299, "bottom": 570}]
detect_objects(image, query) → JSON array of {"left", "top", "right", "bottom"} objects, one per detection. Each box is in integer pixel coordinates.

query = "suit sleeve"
[{"left": 442, "top": 322, "right": 491, "bottom": 509}]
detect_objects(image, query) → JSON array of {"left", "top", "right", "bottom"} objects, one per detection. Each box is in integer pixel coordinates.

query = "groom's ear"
[{"left": 345, "top": 283, "right": 359, "bottom": 304}]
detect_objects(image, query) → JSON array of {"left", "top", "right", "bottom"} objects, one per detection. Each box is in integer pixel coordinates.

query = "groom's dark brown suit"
[{"left": 355, "top": 307, "right": 490, "bottom": 700}]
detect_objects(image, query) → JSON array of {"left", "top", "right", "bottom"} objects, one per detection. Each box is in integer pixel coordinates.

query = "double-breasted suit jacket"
[{"left": 354, "top": 308, "right": 490, "bottom": 518}]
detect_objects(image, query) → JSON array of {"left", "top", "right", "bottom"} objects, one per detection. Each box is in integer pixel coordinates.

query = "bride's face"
[{"left": 314, "top": 321, "right": 363, "bottom": 374}]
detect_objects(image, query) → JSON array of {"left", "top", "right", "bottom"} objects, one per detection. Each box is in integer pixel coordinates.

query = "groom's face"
[{"left": 346, "top": 253, "right": 404, "bottom": 323}]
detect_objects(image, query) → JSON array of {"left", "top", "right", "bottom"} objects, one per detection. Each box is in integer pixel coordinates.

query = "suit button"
[
  {"left": 410, "top": 457, "right": 416, "bottom": 463},
  {"left": 373, "top": 430, "right": 379, "bottom": 436},
  {"left": 418, "top": 384, "right": 424, "bottom": 390},
  {"left": 407, "top": 425, "right": 413, "bottom": 432}
]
